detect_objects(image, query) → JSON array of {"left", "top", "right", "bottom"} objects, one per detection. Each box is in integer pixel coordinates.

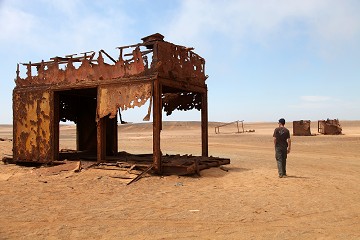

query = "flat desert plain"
[{"left": 0, "top": 121, "right": 359, "bottom": 239}]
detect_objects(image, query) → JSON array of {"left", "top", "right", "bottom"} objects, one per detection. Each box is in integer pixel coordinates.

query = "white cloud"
[
  {"left": 301, "top": 96, "right": 331, "bottom": 102},
  {"left": 289, "top": 95, "right": 334, "bottom": 110},
  {"left": 288, "top": 95, "right": 358, "bottom": 120},
  {"left": 164, "top": 0, "right": 360, "bottom": 56},
  {"left": 0, "top": 0, "right": 134, "bottom": 58},
  {"left": 39, "top": 0, "right": 81, "bottom": 16},
  {"left": 1, "top": 0, "right": 359, "bottom": 123},
  {"left": 0, "top": 5, "right": 37, "bottom": 41}
]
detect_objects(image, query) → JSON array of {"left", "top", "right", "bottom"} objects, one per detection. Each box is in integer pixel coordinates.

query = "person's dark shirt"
[{"left": 273, "top": 127, "right": 290, "bottom": 149}]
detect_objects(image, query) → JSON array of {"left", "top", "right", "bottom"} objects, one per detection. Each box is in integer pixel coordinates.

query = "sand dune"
[{"left": 0, "top": 121, "right": 359, "bottom": 239}]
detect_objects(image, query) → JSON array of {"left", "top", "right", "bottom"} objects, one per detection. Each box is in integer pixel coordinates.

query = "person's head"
[{"left": 278, "top": 118, "right": 286, "bottom": 126}]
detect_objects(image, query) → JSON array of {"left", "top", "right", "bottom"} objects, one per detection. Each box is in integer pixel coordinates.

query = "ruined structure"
[
  {"left": 293, "top": 120, "right": 311, "bottom": 136},
  {"left": 215, "top": 120, "right": 244, "bottom": 134},
  {"left": 13, "top": 33, "right": 229, "bottom": 174},
  {"left": 318, "top": 119, "right": 342, "bottom": 135}
]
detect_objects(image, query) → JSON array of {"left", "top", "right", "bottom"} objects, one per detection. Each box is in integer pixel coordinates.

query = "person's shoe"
[{"left": 279, "top": 174, "right": 283, "bottom": 178}]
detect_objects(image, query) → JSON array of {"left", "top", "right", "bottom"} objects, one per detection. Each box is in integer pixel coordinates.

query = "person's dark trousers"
[{"left": 275, "top": 147, "right": 287, "bottom": 177}]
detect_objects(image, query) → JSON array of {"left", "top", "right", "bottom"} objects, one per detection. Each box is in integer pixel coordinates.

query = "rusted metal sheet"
[
  {"left": 97, "top": 83, "right": 152, "bottom": 120},
  {"left": 156, "top": 41, "right": 207, "bottom": 86},
  {"left": 318, "top": 119, "right": 342, "bottom": 135},
  {"left": 13, "top": 89, "right": 53, "bottom": 162},
  {"left": 293, "top": 120, "right": 312, "bottom": 136},
  {"left": 15, "top": 47, "right": 149, "bottom": 87}
]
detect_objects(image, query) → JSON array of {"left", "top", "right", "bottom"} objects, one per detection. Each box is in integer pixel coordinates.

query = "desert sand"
[{"left": 0, "top": 121, "right": 359, "bottom": 239}]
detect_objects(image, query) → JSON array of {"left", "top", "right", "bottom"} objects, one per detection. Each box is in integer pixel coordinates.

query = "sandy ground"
[{"left": 0, "top": 121, "right": 359, "bottom": 239}]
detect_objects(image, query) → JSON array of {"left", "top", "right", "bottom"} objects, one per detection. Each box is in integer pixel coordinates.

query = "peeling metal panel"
[
  {"left": 16, "top": 47, "right": 152, "bottom": 87},
  {"left": 156, "top": 41, "right": 206, "bottom": 86},
  {"left": 97, "top": 83, "right": 152, "bottom": 120},
  {"left": 13, "top": 89, "right": 52, "bottom": 162}
]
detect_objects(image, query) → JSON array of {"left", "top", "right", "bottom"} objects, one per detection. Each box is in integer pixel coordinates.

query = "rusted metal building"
[
  {"left": 13, "top": 33, "right": 227, "bottom": 174},
  {"left": 293, "top": 120, "right": 311, "bottom": 136},
  {"left": 318, "top": 119, "right": 342, "bottom": 135}
]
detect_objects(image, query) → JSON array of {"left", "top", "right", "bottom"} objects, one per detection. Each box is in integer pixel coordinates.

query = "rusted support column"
[
  {"left": 106, "top": 116, "right": 118, "bottom": 155},
  {"left": 113, "top": 115, "right": 118, "bottom": 154},
  {"left": 53, "top": 91, "right": 59, "bottom": 161},
  {"left": 153, "top": 79, "right": 162, "bottom": 173},
  {"left": 97, "top": 118, "right": 106, "bottom": 162},
  {"left": 201, "top": 87, "right": 208, "bottom": 157}
]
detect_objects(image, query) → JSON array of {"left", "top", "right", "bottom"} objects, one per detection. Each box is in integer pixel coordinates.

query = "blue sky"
[{"left": 1, "top": 0, "right": 359, "bottom": 124}]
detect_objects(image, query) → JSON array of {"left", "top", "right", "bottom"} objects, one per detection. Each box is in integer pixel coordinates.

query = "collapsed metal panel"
[
  {"left": 318, "top": 119, "right": 342, "bottom": 135},
  {"left": 293, "top": 120, "right": 311, "bottom": 136},
  {"left": 13, "top": 89, "right": 53, "bottom": 162}
]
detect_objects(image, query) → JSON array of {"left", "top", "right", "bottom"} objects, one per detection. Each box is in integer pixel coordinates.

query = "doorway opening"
[{"left": 55, "top": 88, "right": 98, "bottom": 161}]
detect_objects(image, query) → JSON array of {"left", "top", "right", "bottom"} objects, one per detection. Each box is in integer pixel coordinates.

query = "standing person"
[{"left": 273, "top": 118, "right": 291, "bottom": 178}]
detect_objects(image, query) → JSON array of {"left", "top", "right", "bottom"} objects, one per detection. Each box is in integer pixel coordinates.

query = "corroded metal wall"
[
  {"left": 13, "top": 89, "right": 53, "bottom": 162},
  {"left": 293, "top": 120, "right": 311, "bottom": 136},
  {"left": 156, "top": 41, "right": 206, "bottom": 86}
]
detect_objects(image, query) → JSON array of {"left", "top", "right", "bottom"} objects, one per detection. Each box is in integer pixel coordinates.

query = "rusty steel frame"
[
  {"left": 214, "top": 120, "right": 244, "bottom": 134},
  {"left": 12, "top": 33, "right": 216, "bottom": 174}
]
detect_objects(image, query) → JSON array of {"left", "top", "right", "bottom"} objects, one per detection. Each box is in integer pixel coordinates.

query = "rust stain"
[{"left": 13, "top": 90, "right": 51, "bottom": 162}]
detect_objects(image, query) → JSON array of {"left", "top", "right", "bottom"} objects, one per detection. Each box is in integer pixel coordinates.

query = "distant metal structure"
[
  {"left": 293, "top": 120, "right": 312, "bottom": 136},
  {"left": 215, "top": 120, "right": 244, "bottom": 134},
  {"left": 318, "top": 119, "right": 342, "bottom": 135},
  {"left": 12, "top": 33, "right": 229, "bottom": 175}
]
